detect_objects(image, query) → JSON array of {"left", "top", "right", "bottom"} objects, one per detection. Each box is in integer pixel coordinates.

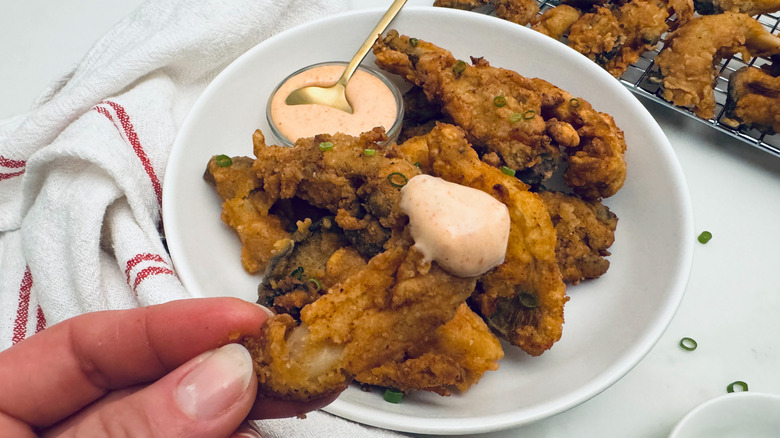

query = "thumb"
[{"left": 45, "top": 343, "right": 257, "bottom": 438}]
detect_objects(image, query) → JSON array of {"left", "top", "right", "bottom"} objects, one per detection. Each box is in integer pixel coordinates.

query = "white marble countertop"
[{"left": 3, "top": 1, "right": 779, "bottom": 437}]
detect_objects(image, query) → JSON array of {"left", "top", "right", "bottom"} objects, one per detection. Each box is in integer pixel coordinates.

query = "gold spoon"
[{"left": 284, "top": 0, "right": 408, "bottom": 114}]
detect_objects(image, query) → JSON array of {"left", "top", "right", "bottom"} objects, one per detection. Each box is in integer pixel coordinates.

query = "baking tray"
[{"left": 492, "top": 2, "right": 780, "bottom": 157}]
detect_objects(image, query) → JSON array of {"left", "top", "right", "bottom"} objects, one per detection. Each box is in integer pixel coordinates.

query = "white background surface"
[{"left": 3, "top": 1, "right": 780, "bottom": 437}]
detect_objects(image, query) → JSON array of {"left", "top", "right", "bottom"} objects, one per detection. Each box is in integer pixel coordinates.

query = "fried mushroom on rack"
[{"left": 722, "top": 65, "right": 780, "bottom": 134}]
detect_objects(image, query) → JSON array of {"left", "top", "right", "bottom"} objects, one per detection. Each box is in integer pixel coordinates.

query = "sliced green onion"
[
  {"left": 523, "top": 110, "right": 536, "bottom": 120},
  {"left": 308, "top": 278, "right": 322, "bottom": 291},
  {"left": 727, "top": 381, "right": 748, "bottom": 393},
  {"left": 493, "top": 96, "right": 507, "bottom": 108},
  {"left": 501, "top": 166, "right": 516, "bottom": 177},
  {"left": 698, "top": 231, "right": 713, "bottom": 244},
  {"left": 383, "top": 388, "right": 403, "bottom": 403},
  {"left": 409, "top": 37, "right": 419, "bottom": 47},
  {"left": 413, "top": 162, "right": 422, "bottom": 168},
  {"left": 363, "top": 148, "right": 376, "bottom": 156},
  {"left": 509, "top": 112, "right": 523, "bottom": 123},
  {"left": 215, "top": 154, "right": 233, "bottom": 167},
  {"left": 387, "top": 172, "right": 408, "bottom": 188},
  {"left": 679, "top": 337, "right": 697, "bottom": 351},
  {"left": 290, "top": 266, "right": 304, "bottom": 280},
  {"left": 452, "top": 60, "right": 467, "bottom": 75},
  {"left": 519, "top": 292, "right": 538, "bottom": 309},
  {"left": 319, "top": 141, "right": 334, "bottom": 152},
  {"left": 569, "top": 98, "right": 581, "bottom": 108}
]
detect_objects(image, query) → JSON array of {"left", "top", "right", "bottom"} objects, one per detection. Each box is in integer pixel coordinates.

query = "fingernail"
[
  {"left": 175, "top": 343, "right": 254, "bottom": 420},
  {"left": 253, "top": 303, "right": 275, "bottom": 318}
]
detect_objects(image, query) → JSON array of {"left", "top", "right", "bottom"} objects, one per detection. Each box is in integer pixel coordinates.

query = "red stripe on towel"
[
  {"left": 103, "top": 101, "right": 163, "bottom": 208},
  {"left": 35, "top": 306, "right": 47, "bottom": 333},
  {"left": 12, "top": 267, "right": 33, "bottom": 345},
  {"left": 93, "top": 102, "right": 163, "bottom": 208},
  {"left": 133, "top": 266, "right": 175, "bottom": 292},
  {"left": 0, "top": 156, "right": 26, "bottom": 169},
  {"left": 0, "top": 170, "right": 25, "bottom": 181},
  {"left": 125, "top": 253, "right": 167, "bottom": 284}
]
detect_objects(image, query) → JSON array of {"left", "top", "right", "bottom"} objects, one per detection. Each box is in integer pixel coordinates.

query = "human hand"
[{"left": 0, "top": 297, "right": 335, "bottom": 437}]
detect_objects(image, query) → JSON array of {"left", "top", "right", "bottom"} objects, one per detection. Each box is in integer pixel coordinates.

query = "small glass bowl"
[{"left": 266, "top": 61, "right": 405, "bottom": 147}]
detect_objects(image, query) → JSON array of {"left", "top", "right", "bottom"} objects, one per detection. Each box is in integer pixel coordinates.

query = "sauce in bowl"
[{"left": 267, "top": 62, "right": 404, "bottom": 146}]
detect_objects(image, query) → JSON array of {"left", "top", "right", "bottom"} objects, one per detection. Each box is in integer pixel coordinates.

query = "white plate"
[
  {"left": 669, "top": 393, "right": 780, "bottom": 438},
  {"left": 162, "top": 7, "right": 694, "bottom": 435}
]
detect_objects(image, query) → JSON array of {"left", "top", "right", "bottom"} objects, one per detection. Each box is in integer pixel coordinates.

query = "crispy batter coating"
[
  {"left": 434, "top": 0, "right": 540, "bottom": 25},
  {"left": 538, "top": 191, "right": 618, "bottom": 284},
  {"left": 531, "top": 5, "right": 583, "bottom": 40},
  {"left": 694, "top": 0, "right": 780, "bottom": 15},
  {"left": 373, "top": 30, "right": 627, "bottom": 199},
  {"left": 355, "top": 303, "right": 504, "bottom": 395},
  {"left": 722, "top": 65, "right": 780, "bottom": 134},
  {"left": 205, "top": 155, "right": 290, "bottom": 274},
  {"left": 397, "top": 123, "right": 568, "bottom": 356},
  {"left": 655, "top": 12, "right": 780, "bottom": 119},
  {"left": 244, "top": 235, "right": 479, "bottom": 401}
]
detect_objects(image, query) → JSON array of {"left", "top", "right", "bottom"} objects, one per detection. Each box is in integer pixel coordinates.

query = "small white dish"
[
  {"left": 669, "top": 392, "right": 780, "bottom": 438},
  {"left": 162, "top": 6, "right": 694, "bottom": 435}
]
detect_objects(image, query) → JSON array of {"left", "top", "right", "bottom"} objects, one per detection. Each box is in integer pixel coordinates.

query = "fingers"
[
  {"left": 43, "top": 343, "right": 258, "bottom": 438},
  {"left": 0, "top": 297, "right": 271, "bottom": 428}
]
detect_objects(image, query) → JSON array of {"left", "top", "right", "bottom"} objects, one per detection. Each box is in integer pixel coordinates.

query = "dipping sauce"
[
  {"left": 268, "top": 62, "right": 402, "bottom": 145},
  {"left": 400, "top": 175, "right": 511, "bottom": 278}
]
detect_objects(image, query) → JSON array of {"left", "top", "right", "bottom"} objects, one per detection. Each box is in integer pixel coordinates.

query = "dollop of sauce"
[
  {"left": 400, "top": 175, "right": 511, "bottom": 277},
  {"left": 270, "top": 64, "right": 398, "bottom": 143}
]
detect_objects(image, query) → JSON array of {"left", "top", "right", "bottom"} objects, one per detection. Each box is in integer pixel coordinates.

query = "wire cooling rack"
[{"left": 517, "top": 2, "right": 780, "bottom": 157}]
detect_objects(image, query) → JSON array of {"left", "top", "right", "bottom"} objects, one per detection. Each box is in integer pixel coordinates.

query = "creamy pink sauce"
[
  {"left": 270, "top": 64, "right": 398, "bottom": 143},
  {"left": 400, "top": 175, "right": 511, "bottom": 278}
]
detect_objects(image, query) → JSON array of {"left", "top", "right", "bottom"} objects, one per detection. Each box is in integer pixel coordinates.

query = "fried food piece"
[
  {"left": 252, "top": 127, "right": 420, "bottom": 257},
  {"left": 205, "top": 155, "right": 291, "bottom": 274},
  {"left": 493, "top": 0, "right": 541, "bottom": 26},
  {"left": 434, "top": 0, "right": 540, "bottom": 26},
  {"left": 374, "top": 31, "right": 627, "bottom": 199},
  {"left": 694, "top": 0, "right": 780, "bottom": 15},
  {"left": 538, "top": 191, "right": 618, "bottom": 284},
  {"left": 355, "top": 303, "right": 504, "bottom": 395},
  {"left": 398, "top": 123, "right": 568, "bottom": 356},
  {"left": 244, "top": 235, "right": 478, "bottom": 401},
  {"left": 655, "top": 12, "right": 780, "bottom": 119},
  {"left": 530, "top": 77, "right": 627, "bottom": 200},
  {"left": 374, "top": 30, "right": 559, "bottom": 185},
  {"left": 568, "top": 0, "right": 690, "bottom": 77},
  {"left": 722, "top": 65, "right": 780, "bottom": 134},
  {"left": 531, "top": 5, "right": 583, "bottom": 40}
]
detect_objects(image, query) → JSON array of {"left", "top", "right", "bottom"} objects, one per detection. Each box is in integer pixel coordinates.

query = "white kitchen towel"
[{"left": 0, "top": 0, "right": 409, "bottom": 436}]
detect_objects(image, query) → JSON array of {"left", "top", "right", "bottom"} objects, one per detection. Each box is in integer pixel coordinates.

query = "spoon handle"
[{"left": 337, "top": 0, "right": 408, "bottom": 88}]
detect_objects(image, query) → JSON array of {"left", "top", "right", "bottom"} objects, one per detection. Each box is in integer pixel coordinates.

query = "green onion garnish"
[
  {"left": 452, "top": 60, "right": 467, "bottom": 75},
  {"left": 364, "top": 148, "right": 376, "bottom": 156},
  {"left": 679, "top": 337, "right": 697, "bottom": 351},
  {"left": 501, "top": 166, "right": 516, "bottom": 177},
  {"left": 387, "top": 172, "right": 408, "bottom": 188},
  {"left": 698, "top": 231, "right": 713, "bottom": 244},
  {"left": 493, "top": 96, "right": 507, "bottom": 108},
  {"left": 308, "top": 278, "right": 322, "bottom": 291},
  {"left": 290, "top": 266, "right": 304, "bottom": 280},
  {"left": 569, "top": 98, "right": 581, "bottom": 108},
  {"left": 409, "top": 37, "right": 419, "bottom": 47},
  {"left": 319, "top": 141, "right": 334, "bottom": 152},
  {"left": 519, "top": 292, "right": 538, "bottom": 309},
  {"left": 727, "top": 381, "right": 748, "bottom": 393},
  {"left": 215, "top": 154, "right": 233, "bottom": 167},
  {"left": 413, "top": 162, "right": 422, "bottom": 168},
  {"left": 523, "top": 110, "right": 536, "bottom": 120},
  {"left": 383, "top": 388, "right": 403, "bottom": 403},
  {"left": 509, "top": 112, "right": 523, "bottom": 123}
]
